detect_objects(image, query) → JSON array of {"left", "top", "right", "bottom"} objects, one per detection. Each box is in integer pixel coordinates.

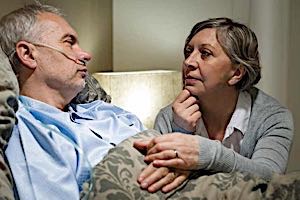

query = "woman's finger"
[
  {"left": 152, "top": 159, "right": 187, "bottom": 170},
  {"left": 133, "top": 139, "right": 150, "bottom": 151},
  {"left": 174, "top": 89, "right": 191, "bottom": 104},
  {"left": 144, "top": 149, "right": 177, "bottom": 162}
]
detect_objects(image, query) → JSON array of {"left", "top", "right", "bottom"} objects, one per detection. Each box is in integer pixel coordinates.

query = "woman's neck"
[{"left": 199, "top": 89, "right": 239, "bottom": 141}]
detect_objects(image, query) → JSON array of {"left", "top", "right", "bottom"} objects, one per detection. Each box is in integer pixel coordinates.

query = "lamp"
[{"left": 93, "top": 70, "right": 182, "bottom": 128}]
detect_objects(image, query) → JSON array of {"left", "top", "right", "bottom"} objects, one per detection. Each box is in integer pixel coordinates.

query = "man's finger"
[
  {"left": 138, "top": 164, "right": 157, "bottom": 183},
  {"left": 140, "top": 166, "right": 168, "bottom": 189},
  {"left": 147, "top": 172, "right": 176, "bottom": 193},
  {"left": 162, "top": 174, "right": 188, "bottom": 193}
]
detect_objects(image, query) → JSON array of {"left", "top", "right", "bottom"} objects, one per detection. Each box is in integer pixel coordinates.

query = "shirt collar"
[{"left": 225, "top": 91, "right": 251, "bottom": 136}]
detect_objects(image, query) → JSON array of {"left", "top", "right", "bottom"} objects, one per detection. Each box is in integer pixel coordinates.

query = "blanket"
[{"left": 81, "top": 129, "right": 300, "bottom": 200}]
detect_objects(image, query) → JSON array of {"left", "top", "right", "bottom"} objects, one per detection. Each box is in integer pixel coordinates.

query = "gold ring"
[
  {"left": 172, "top": 171, "right": 177, "bottom": 178},
  {"left": 174, "top": 149, "right": 179, "bottom": 158}
]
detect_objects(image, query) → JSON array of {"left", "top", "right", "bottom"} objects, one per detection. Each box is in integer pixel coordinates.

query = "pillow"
[
  {"left": 71, "top": 73, "right": 111, "bottom": 104},
  {"left": 0, "top": 47, "right": 18, "bottom": 200}
]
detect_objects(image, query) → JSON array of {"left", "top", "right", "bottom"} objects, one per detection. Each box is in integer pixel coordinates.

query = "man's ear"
[
  {"left": 228, "top": 65, "right": 246, "bottom": 86},
  {"left": 15, "top": 41, "right": 37, "bottom": 69}
]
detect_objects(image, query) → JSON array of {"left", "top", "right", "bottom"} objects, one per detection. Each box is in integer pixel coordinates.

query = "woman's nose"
[{"left": 184, "top": 51, "right": 198, "bottom": 69}]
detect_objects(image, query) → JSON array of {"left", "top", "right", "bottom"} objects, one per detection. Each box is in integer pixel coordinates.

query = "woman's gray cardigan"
[{"left": 154, "top": 87, "right": 294, "bottom": 180}]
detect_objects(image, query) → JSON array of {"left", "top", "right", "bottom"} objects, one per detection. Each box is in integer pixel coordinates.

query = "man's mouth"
[{"left": 78, "top": 68, "right": 87, "bottom": 78}]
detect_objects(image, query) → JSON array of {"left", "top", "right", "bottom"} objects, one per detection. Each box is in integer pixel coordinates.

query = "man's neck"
[{"left": 20, "top": 84, "right": 73, "bottom": 110}]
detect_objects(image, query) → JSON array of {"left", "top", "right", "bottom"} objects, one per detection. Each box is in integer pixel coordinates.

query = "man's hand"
[
  {"left": 172, "top": 89, "right": 201, "bottom": 132},
  {"left": 137, "top": 163, "right": 190, "bottom": 193}
]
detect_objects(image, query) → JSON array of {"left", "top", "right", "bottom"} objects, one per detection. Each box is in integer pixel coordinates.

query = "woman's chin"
[{"left": 184, "top": 86, "right": 201, "bottom": 97}]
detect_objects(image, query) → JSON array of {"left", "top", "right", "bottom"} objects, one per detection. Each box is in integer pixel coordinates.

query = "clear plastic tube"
[{"left": 31, "top": 42, "right": 88, "bottom": 66}]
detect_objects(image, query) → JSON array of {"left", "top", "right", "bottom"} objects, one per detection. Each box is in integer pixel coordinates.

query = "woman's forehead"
[{"left": 189, "top": 28, "right": 220, "bottom": 48}]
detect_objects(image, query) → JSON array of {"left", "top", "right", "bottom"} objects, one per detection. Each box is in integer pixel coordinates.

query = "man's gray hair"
[{"left": 0, "top": 3, "right": 63, "bottom": 74}]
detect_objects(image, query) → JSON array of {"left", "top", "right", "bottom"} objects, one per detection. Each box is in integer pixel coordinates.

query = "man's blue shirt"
[{"left": 6, "top": 96, "right": 145, "bottom": 200}]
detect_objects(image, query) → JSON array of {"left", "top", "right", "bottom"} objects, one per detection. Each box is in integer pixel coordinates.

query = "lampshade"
[{"left": 93, "top": 70, "right": 182, "bottom": 128}]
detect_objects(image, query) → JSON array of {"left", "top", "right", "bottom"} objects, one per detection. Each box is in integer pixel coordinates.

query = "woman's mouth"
[{"left": 184, "top": 76, "right": 202, "bottom": 85}]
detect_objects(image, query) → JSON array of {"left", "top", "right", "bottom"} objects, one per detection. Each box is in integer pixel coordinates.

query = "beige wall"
[{"left": 112, "top": 0, "right": 249, "bottom": 72}]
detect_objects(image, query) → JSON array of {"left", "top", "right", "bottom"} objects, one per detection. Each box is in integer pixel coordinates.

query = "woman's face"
[{"left": 183, "top": 28, "right": 236, "bottom": 98}]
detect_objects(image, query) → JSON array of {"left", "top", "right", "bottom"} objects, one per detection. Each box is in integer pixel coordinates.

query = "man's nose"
[
  {"left": 81, "top": 50, "right": 92, "bottom": 62},
  {"left": 77, "top": 50, "right": 92, "bottom": 66}
]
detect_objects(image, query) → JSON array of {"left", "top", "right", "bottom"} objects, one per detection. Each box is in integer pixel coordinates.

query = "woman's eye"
[
  {"left": 200, "top": 50, "right": 212, "bottom": 59},
  {"left": 184, "top": 48, "right": 193, "bottom": 59}
]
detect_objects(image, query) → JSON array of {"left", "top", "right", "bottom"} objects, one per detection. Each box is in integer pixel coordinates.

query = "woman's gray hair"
[
  {"left": 185, "top": 17, "right": 261, "bottom": 91},
  {"left": 0, "top": 3, "right": 63, "bottom": 75}
]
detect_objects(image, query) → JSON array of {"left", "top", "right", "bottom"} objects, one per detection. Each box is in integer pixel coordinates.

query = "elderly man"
[{"left": 0, "top": 4, "right": 144, "bottom": 200}]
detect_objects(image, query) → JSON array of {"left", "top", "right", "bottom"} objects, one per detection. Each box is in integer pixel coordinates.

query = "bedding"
[{"left": 81, "top": 129, "right": 300, "bottom": 200}]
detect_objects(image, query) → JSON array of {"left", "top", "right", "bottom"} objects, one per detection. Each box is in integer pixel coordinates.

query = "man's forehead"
[{"left": 36, "top": 12, "right": 78, "bottom": 39}]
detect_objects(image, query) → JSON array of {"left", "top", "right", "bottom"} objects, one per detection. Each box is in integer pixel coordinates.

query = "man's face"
[{"left": 32, "top": 12, "right": 91, "bottom": 98}]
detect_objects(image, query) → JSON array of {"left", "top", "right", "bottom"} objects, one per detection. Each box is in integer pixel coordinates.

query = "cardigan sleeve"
[{"left": 198, "top": 107, "right": 293, "bottom": 180}]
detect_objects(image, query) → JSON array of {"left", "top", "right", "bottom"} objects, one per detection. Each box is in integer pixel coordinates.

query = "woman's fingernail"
[
  {"left": 138, "top": 176, "right": 144, "bottom": 182},
  {"left": 141, "top": 182, "right": 148, "bottom": 188}
]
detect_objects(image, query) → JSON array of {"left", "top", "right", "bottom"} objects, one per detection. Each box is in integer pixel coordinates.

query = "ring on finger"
[
  {"left": 171, "top": 171, "right": 177, "bottom": 178},
  {"left": 173, "top": 149, "right": 179, "bottom": 158}
]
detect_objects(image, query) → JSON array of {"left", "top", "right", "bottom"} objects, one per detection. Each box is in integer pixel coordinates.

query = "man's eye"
[{"left": 65, "top": 40, "right": 74, "bottom": 46}]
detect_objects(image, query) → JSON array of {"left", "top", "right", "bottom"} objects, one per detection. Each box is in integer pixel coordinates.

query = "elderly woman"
[{"left": 134, "top": 17, "right": 294, "bottom": 192}]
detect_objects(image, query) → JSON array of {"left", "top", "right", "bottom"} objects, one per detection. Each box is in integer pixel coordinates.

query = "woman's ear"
[
  {"left": 15, "top": 41, "right": 37, "bottom": 69},
  {"left": 228, "top": 65, "right": 246, "bottom": 86}
]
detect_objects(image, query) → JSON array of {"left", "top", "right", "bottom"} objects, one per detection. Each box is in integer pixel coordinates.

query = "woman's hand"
[
  {"left": 135, "top": 133, "right": 200, "bottom": 170},
  {"left": 172, "top": 89, "right": 201, "bottom": 132},
  {"left": 137, "top": 162, "right": 190, "bottom": 193}
]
